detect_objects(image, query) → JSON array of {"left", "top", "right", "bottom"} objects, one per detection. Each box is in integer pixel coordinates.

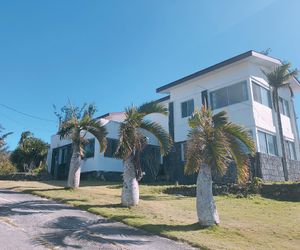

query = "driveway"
[{"left": 0, "top": 188, "right": 196, "bottom": 250}]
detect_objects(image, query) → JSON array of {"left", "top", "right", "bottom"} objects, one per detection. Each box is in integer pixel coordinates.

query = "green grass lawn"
[{"left": 0, "top": 180, "right": 299, "bottom": 250}]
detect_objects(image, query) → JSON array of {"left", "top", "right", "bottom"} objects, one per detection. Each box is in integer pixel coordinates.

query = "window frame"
[
  {"left": 83, "top": 138, "right": 95, "bottom": 159},
  {"left": 104, "top": 138, "right": 119, "bottom": 158},
  {"left": 285, "top": 140, "right": 296, "bottom": 160},
  {"left": 181, "top": 99, "right": 194, "bottom": 118},
  {"left": 258, "top": 130, "right": 278, "bottom": 156},
  {"left": 252, "top": 81, "right": 272, "bottom": 108},
  {"left": 210, "top": 80, "right": 248, "bottom": 110},
  {"left": 279, "top": 97, "right": 290, "bottom": 117}
]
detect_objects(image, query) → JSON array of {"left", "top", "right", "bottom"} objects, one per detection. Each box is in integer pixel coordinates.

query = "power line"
[
  {"left": 0, "top": 103, "right": 57, "bottom": 123},
  {"left": 0, "top": 111, "right": 56, "bottom": 134}
]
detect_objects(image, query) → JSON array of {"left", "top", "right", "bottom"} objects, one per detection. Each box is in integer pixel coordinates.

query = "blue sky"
[{"left": 1, "top": 0, "right": 300, "bottom": 149}]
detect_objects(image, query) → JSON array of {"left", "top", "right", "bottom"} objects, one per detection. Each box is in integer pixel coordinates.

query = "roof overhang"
[{"left": 156, "top": 50, "right": 299, "bottom": 94}]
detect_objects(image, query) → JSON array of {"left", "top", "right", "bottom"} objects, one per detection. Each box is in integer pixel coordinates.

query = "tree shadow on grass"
[
  {"left": 140, "top": 194, "right": 187, "bottom": 201},
  {"left": 140, "top": 222, "right": 211, "bottom": 234}
]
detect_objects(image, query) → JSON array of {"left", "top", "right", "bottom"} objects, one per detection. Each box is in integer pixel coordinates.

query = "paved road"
[{"left": 0, "top": 188, "right": 197, "bottom": 250}]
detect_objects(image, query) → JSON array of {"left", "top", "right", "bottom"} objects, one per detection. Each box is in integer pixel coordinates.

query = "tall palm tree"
[
  {"left": 0, "top": 125, "right": 12, "bottom": 153},
  {"left": 262, "top": 63, "right": 298, "bottom": 181},
  {"left": 184, "top": 107, "right": 255, "bottom": 226},
  {"left": 58, "top": 104, "right": 107, "bottom": 188},
  {"left": 115, "top": 102, "right": 173, "bottom": 207}
]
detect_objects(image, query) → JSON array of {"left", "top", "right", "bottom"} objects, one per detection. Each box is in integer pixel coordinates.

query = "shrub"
[{"left": 0, "top": 156, "right": 17, "bottom": 175}]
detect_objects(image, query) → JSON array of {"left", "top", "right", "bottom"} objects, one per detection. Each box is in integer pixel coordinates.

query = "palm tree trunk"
[
  {"left": 274, "top": 90, "right": 289, "bottom": 181},
  {"left": 196, "top": 164, "right": 220, "bottom": 226},
  {"left": 67, "top": 142, "right": 81, "bottom": 188},
  {"left": 121, "top": 156, "right": 139, "bottom": 207}
]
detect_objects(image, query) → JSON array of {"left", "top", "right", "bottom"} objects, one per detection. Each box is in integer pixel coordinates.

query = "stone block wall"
[
  {"left": 287, "top": 160, "right": 300, "bottom": 181},
  {"left": 253, "top": 153, "right": 300, "bottom": 182},
  {"left": 256, "top": 153, "right": 285, "bottom": 181}
]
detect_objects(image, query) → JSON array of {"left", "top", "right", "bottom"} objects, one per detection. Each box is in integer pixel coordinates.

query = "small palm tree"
[
  {"left": 58, "top": 104, "right": 107, "bottom": 188},
  {"left": 185, "top": 107, "right": 255, "bottom": 226},
  {"left": 262, "top": 63, "right": 298, "bottom": 181},
  {"left": 115, "top": 102, "right": 173, "bottom": 207}
]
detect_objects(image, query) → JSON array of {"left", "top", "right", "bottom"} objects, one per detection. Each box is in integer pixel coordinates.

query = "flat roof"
[
  {"left": 153, "top": 95, "right": 170, "bottom": 104},
  {"left": 156, "top": 50, "right": 294, "bottom": 93}
]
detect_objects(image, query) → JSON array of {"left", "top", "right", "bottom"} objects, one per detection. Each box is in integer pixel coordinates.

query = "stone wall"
[
  {"left": 253, "top": 153, "right": 300, "bottom": 182},
  {"left": 287, "top": 160, "right": 300, "bottom": 181},
  {"left": 256, "top": 153, "right": 285, "bottom": 181}
]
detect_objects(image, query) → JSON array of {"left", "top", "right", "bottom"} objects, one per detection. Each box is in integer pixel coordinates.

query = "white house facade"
[
  {"left": 47, "top": 50, "right": 300, "bottom": 183},
  {"left": 46, "top": 112, "right": 165, "bottom": 181},
  {"left": 156, "top": 51, "right": 300, "bottom": 182}
]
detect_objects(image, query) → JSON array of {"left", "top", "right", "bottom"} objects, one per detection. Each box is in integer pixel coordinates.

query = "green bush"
[{"left": 0, "top": 157, "right": 17, "bottom": 175}]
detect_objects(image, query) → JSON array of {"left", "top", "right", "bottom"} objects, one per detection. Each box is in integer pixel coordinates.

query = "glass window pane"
[
  {"left": 252, "top": 82, "right": 261, "bottom": 103},
  {"left": 284, "top": 99, "right": 290, "bottom": 117},
  {"left": 210, "top": 87, "right": 228, "bottom": 110},
  {"left": 266, "top": 134, "right": 277, "bottom": 156},
  {"left": 279, "top": 98, "right": 284, "bottom": 114},
  {"left": 187, "top": 99, "right": 194, "bottom": 116},
  {"left": 84, "top": 139, "right": 95, "bottom": 158},
  {"left": 258, "top": 131, "right": 268, "bottom": 154},
  {"left": 228, "top": 81, "right": 248, "bottom": 105},
  {"left": 181, "top": 102, "right": 187, "bottom": 118},
  {"left": 286, "top": 141, "right": 296, "bottom": 160},
  {"left": 261, "top": 88, "right": 271, "bottom": 107}
]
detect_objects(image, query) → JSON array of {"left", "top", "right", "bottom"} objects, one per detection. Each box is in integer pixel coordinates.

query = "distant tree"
[
  {"left": 115, "top": 102, "right": 172, "bottom": 207},
  {"left": 0, "top": 125, "right": 12, "bottom": 153},
  {"left": 184, "top": 108, "right": 255, "bottom": 226},
  {"left": 56, "top": 103, "right": 107, "bottom": 188},
  {"left": 262, "top": 63, "right": 298, "bottom": 181},
  {"left": 0, "top": 125, "right": 15, "bottom": 175},
  {"left": 10, "top": 131, "right": 49, "bottom": 172}
]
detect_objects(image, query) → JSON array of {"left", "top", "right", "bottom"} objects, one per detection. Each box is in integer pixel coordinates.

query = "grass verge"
[{"left": 0, "top": 180, "right": 299, "bottom": 250}]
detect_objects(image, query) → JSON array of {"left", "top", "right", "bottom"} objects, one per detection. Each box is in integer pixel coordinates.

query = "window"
[
  {"left": 84, "top": 139, "right": 95, "bottom": 158},
  {"left": 279, "top": 98, "right": 290, "bottom": 117},
  {"left": 104, "top": 138, "right": 119, "bottom": 158},
  {"left": 180, "top": 142, "right": 187, "bottom": 162},
  {"left": 252, "top": 81, "right": 272, "bottom": 108},
  {"left": 258, "top": 131, "right": 278, "bottom": 156},
  {"left": 285, "top": 140, "right": 296, "bottom": 160},
  {"left": 181, "top": 99, "right": 194, "bottom": 118},
  {"left": 210, "top": 81, "right": 248, "bottom": 110}
]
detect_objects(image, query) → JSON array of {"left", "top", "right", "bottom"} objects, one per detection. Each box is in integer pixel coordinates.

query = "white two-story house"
[
  {"left": 46, "top": 111, "right": 166, "bottom": 182},
  {"left": 47, "top": 50, "right": 300, "bottom": 183},
  {"left": 156, "top": 50, "right": 300, "bottom": 182}
]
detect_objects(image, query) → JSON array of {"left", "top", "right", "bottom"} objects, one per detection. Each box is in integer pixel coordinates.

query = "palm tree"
[
  {"left": 0, "top": 125, "right": 12, "bottom": 153},
  {"left": 262, "top": 63, "right": 298, "bottom": 181},
  {"left": 184, "top": 107, "right": 255, "bottom": 226},
  {"left": 115, "top": 102, "right": 173, "bottom": 207},
  {"left": 58, "top": 104, "right": 107, "bottom": 188}
]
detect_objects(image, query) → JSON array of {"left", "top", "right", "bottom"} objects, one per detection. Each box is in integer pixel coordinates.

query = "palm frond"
[
  {"left": 223, "top": 123, "right": 255, "bottom": 156},
  {"left": 114, "top": 122, "right": 134, "bottom": 159},
  {"left": 212, "top": 110, "right": 228, "bottom": 128},
  {"left": 225, "top": 134, "right": 250, "bottom": 183},
  {"left": 205, "top": 129, "right": 231, "bottom": 175},
  {"left": 184, "top": 108, "right": 255, "bottom": 184},
  {"left": 184, "top": 128, "right": 204, "bottom": 175},
  {"left": 138, "top": 102, "right": 168, "bottom": 116},
  {"left": 140, "top": 120, "right": 173, "bottom": 156},
  {"left": 58, "top": 119, "right": 76, "bottom": 139},
  {"left": 81, "top": 119, "right": 108, "bottom": 153}
]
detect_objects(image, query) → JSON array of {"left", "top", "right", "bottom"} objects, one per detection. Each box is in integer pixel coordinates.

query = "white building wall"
[
  {"left": 46, "top": 115, "right": 166, "bottom": 174},
  {"left": 169, "top": 60, "right": 255, "bottom": 142},
  {"left": 161, "top": 58, "right": 300, "bottom": 160}
]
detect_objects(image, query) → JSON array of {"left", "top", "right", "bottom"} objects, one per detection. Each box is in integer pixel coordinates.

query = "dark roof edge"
[
  {"left": 152, "top": 95, "right": 170, "bottom": 104},
  {"left": 98, "top": 113, "right": 110, "bottom": 119},
  {"left": 156, "top": 50, "right": 256, "bottom": 93}
]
